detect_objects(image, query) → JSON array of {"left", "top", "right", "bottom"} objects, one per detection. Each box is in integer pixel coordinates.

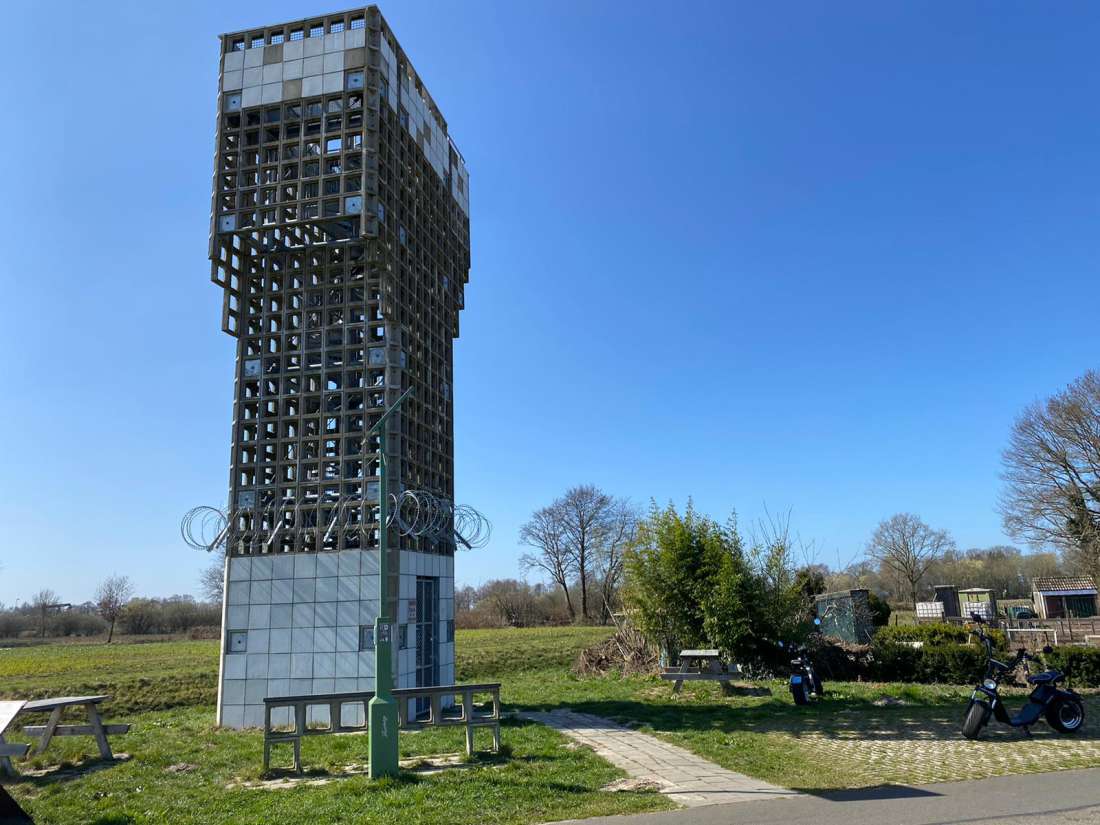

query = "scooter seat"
[{"left": 1027, "top": 671, "right": 1059, "bottom": 684}]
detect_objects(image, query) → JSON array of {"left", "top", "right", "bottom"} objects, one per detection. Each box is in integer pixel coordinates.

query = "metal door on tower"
[{"left": 415, "top": 576, "right": 439, "bottom": 718}]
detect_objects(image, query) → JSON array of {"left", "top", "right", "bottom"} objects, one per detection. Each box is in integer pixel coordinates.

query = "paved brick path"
[{"left": 521, "top": 709, "right": 797, "bottom": 807}]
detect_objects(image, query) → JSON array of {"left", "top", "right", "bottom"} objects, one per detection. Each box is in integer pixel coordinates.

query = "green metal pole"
[{"left": 368, "top": 387, "right": 412, "bottom": 780}]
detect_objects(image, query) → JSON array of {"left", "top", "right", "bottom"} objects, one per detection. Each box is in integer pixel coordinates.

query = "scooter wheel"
[
  {"left": 1046, "top": 697, "right": 1085, "bottom": 734},
  {"left": 791, "top": 681, "right": 811, "bottom": 706},
  {"left": 962, "top": 701, "right": 987, "bottom": 740}
]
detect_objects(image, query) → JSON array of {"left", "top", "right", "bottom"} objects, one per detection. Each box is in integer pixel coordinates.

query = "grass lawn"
[
  {"left": 0, "top": 640, "right": 218, "bottom": 714},
  {"left": 4, "top": 626, "right": 1100, "bottom": 824},
  {"left": 5, "top": 707, "right": 669, "bottom": 825}
]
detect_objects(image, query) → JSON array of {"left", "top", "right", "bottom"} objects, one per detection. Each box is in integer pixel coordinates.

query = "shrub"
[
  {"left": 119, "top": 597, "right": 221, "bottom": 635},
  {"left": 1044, "top": 646, "right": 1100, "bottom": 688},
  {"left": 916, "top": 644, "right": 987, "bottom": 684},
  {"left": 866, "top": 592, "right": 891, "bottom": 627},
  {"left": 869, "top": 642, "right": 986, "bottom": 684},
  {"left": 455, "top": 580, "right": 572, "bottom": 628},
  {"left": 874, "top": 622, "right": 1006, "bottom": 650},
  {"left": 624, "top": 501, "right": 815, "bottom": 672},
  {"left": 810, "top": 638, "right": 1100, "bottom": 688},
  {"left": 869, "top": 642, "right": 924, "bottom": 682},
  {"left": 808, "top": 638, "right": 872, "bottom": 681},
  {"left": 50, "top": 610, "right": 108, "bottom": 638},
  {"left": 624, "top": 502, "right": 747, "bottom": 660}
]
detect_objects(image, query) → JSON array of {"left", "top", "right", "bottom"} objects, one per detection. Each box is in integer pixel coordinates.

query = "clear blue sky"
[{"left": 1, "top": 1, "right": 1097, "bottom": 605}]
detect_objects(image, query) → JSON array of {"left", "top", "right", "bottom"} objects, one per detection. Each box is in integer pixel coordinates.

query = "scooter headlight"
[{"left": 982, "top": 679, "right": 997, "bottom": 691}]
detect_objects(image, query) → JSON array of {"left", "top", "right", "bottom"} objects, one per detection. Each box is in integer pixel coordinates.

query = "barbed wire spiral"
[
  {"left": 181, "top": 506, "right": 230, "bottom": 552},
  {"left": 389, "top": 490, "right": 492, "bottom": 550},
  {"left": 180, "top": 491, "right": 490, "bottom": 552}
]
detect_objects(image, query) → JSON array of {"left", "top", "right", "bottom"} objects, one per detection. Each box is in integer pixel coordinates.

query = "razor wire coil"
[{"left": 181, "top": 490, "right": 490, "bottom": 552}]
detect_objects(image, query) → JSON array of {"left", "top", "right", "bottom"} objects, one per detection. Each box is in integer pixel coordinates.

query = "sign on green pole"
[{"left": 367, "top": 386, "right": 413, "bottom": 779}]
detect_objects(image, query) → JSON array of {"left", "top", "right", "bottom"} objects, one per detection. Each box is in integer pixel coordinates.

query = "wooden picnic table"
[
  {"left": 0, "top": 695, "right": 130, "bottom": 776},
  {"left": 659, "top": 649, "right": 742, "bottom": 695}
]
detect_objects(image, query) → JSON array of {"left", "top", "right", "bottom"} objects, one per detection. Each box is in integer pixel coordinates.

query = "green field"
[
  {"left": 3, "top": 627, "right": 1100, "bottom": 824},
  {"left": 0, "top": 626, "right": 613, "bottom": 716}
]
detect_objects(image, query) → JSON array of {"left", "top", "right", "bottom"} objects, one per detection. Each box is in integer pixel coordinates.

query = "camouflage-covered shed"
[{"left": 814, "top": 589, "right": 876, "bottom": 644}]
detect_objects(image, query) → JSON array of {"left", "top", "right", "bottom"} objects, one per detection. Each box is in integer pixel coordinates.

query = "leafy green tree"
[
  {"left": 623, "top": 501, "right": 742, "bottom": 660},
  {"left": 702, "top": 545, "right": 756, "bottom": 663},
  {"left": 624, "top": 502, "right": 817, "bottom": 671}
]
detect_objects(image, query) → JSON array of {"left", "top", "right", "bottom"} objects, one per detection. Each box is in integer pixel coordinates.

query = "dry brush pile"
[{"left": 573, "top": 623, "right": 658, "bottom": 677}]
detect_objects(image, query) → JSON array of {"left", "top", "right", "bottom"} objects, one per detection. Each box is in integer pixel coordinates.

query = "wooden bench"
[
  {"left": 0, "top": 702, "right": 29, "bottom": 777},
  {"left": 660, "top": 649, "right": 742, "bottom": 695},
  {"left": 262, "top": 682, "right": 501, "bottom": 772}
]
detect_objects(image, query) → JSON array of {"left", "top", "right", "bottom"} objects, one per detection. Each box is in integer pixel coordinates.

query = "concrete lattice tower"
[{"left": 207, "top": 5, "right": 470, "bottom": 728}]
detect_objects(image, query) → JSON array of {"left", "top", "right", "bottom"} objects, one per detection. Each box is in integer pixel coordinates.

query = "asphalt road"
[{"left": 562, "top": 767, "right": 1100, "bottom": 825}]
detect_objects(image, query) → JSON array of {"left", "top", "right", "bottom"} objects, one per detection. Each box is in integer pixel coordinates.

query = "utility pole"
[{"left": 368, "top": 386, "right": 413, "bottom": 780}]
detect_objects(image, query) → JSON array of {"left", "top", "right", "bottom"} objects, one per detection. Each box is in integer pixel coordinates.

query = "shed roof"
[{"left": 1033, "top": 576, "right": 1097, "bottom": 593}]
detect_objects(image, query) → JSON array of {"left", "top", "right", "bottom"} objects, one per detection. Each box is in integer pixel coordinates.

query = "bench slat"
[
  {"left": 0, "top": 743, "right": 30, "bottom": 758},
  {"left": 262, "top": 682, "right": 502, "bottom": 706},
  {"left": 659, "top": 672, "right": 739, "bottom": 681},
  {"left": 21, "top": 695, "right": 110, "bottom": 712}
]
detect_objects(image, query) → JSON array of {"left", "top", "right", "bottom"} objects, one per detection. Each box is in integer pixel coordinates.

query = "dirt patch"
[
  {"left": 232, "top": 754, "right": 503, "bottom": 790},
  {"left": 602, "top": 777, "right": 664, "bottom": 794},
  {"left": 16, "top": 754, "right": 131, "bottom": 783},
  {"left": 872, "top": 696, "right": 907, "bottom": 707}
]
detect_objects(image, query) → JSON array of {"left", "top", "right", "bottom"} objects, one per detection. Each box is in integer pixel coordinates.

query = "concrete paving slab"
[{"left": 521, "top": 709, "right": 798, "bottom": 808}]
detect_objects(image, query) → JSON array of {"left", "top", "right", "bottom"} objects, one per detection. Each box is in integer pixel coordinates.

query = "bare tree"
[
  {"left": 94, "top": 575, "right": 133, "bottom": 643},
  {"left": 455, "top": 584, "right": 478, "bottom": 616},
  {"left": 594, "top": 500, "right": 640, "bottom": 624},
  {"left": 30, "top": 589, "right": 58, "bottom": 609},
  {"left": 199, "top": 559, "right": 226, "bottom": 604},
  {"left": 30, "top": 589, "right": 63, "bottom": 639},
  {"left": 520, "top": 506, "right": 576, "bottom": 621},
  {"left": 1000, "top": 370, "right": 1100, "bottom": 584},
  {"left": 866, "top": 513, "right": 954, "bottom": 607},
  {"left": 520, "top": 485, "right": 636, "bottom": 623},
  {"left": 557, "top": 485, "right": 616, "bottom": 621}
]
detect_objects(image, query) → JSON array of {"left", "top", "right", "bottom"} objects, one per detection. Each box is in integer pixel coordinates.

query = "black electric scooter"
[
  {"left": 780, "top": 617, "right": 824, "bottom": 705},
  {"left": 961, "top": 614, "right": 1085, "bottom": 740}
]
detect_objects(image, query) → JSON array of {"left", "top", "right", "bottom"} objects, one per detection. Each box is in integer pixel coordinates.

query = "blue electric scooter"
[
  {"left": 961, "top": 614, "right": 1084, "bottom": 739},
  {"left": 781, "top": 617, "right": 823, "bottom": 705}
]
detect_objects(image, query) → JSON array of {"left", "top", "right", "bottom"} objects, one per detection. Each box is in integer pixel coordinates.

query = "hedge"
[
  {"left": 870, "top": 642, "right": 987, "bottom": 684},
  {"left": 872, "top": 622, "right": 1006, "bottom": 650},
  {"left": 1044, "top": 646, "right": 1100, "bottom": 688},
  {"left": 810, "top": 637, "right": 1100, "bottom": 687}
]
